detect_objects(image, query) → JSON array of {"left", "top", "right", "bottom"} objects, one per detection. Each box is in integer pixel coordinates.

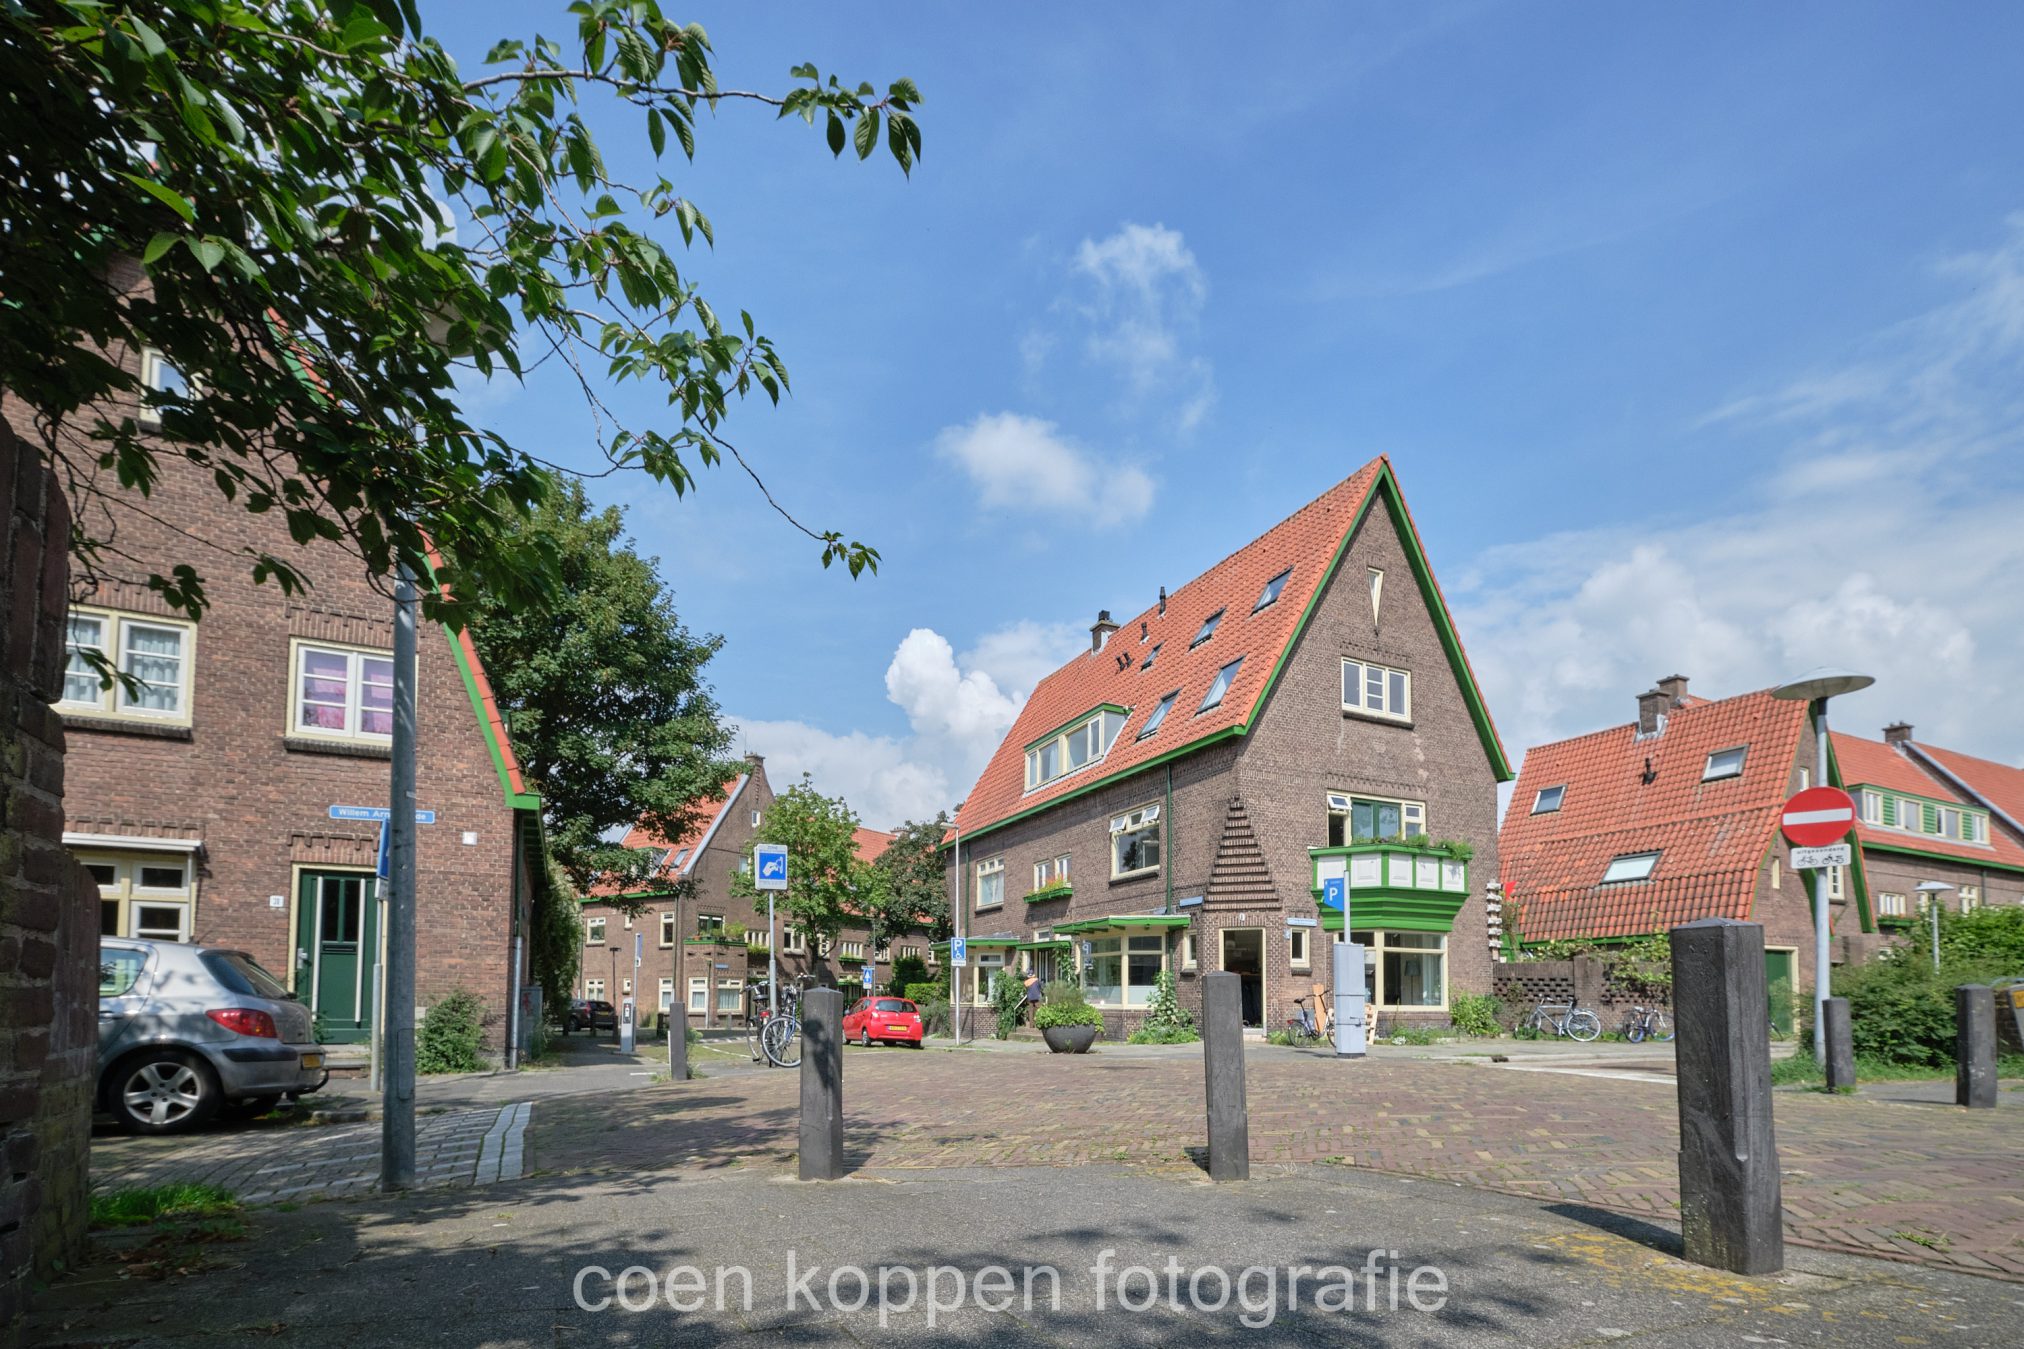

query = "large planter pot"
[{"left": 1042, "top": 1024, "right": 1098, "bottom": 1054}]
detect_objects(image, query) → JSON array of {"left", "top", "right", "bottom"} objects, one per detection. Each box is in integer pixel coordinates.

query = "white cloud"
[
  {"left": 934, "top": 411, "right": 1155, "bottom": 524},
  {"left": 1458, "top": 217, "right": 2024, "bottom": 775},
  {"left": 733, "top": 621, "right": 1084, "bottom": 829}
]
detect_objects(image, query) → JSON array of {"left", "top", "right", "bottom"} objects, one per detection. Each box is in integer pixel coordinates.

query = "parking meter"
[
  {"left": 619, "top": 996, "right": 636, "bottom": 1052},
  {"left": 1332, "top": 940, "right": 1367, "bottom": 1058}
]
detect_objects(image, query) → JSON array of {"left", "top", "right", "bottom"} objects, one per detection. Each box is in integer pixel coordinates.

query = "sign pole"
[
  {"left": 769, "top": 891, "right": 778, "bottom": 1019},
  {"left": 380, "top": 560, "right": 418, "bottom": 1191},
  {"left": 1811, "top": 701, "right": 1831, "bottom": 1065}
]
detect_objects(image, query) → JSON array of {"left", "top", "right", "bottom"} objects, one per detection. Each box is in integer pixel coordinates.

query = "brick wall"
[{"left": 0, "top": 421, "right": 98, "bottom": 1348}]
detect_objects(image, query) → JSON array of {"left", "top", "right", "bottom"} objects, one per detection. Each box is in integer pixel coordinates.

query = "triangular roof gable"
[
  {"left": 949, "top": 458, "right": 1509, "bottom": 844},
  {"left": 1831, "top": 732, "right": 2024, "bottom": 874}
]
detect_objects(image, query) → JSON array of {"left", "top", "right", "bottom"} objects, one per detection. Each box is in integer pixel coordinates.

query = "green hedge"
[{"left": 1802, "top": 906, "right": 2024, "bottom": 1068}]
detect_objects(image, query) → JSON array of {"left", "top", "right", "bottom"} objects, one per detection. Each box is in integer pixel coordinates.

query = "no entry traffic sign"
[{"left": 1781, "top": 786, "right": 1856, "bottom": 848}]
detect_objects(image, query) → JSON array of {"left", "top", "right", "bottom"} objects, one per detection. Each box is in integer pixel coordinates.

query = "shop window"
[{"left": 1349, "top": 929, "right": 1446, "bottom": 1008}]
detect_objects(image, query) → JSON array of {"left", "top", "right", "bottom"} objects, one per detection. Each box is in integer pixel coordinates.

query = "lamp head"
[{"left": 1770, "top": 667, "right": 1876, "bottom": 702}]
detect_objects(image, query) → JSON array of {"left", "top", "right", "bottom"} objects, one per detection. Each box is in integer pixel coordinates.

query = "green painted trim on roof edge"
[
  {"left": 1018, "top": 939, "right": 1074, "bottom": 951},
  {"left": 580, "top": 889, "right": 678, "bottom": 905},
  {"left": 949, "top": 465, "right": 1510, "bottom": 848},
  {"left": 441, "top": 622, "right": 540, "bottom": 811},
  {"left": 1852, "top": 838, "right": 2024, "bottom": 876},
  {"left": 1024, "top": 704, "right": 1131, "bottom": 754},
  {"left": 1053, "top": 914, "right": 1192, "bottom": 934},
  {"left": 930, "top": 936, "right": 1023, "bottom": 950},
  {"left": 1312, "top": 888, "right": 1467, "bottom": 934}
]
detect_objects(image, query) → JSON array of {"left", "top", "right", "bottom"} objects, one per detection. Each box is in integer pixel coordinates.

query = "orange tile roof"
[
  {"left": 1499, "top": 688, "right": 1807, "bottom": 942},
  {"left": 589, "top": 774, "right": 748, "bottom": 896},
  {"left": 1832, "top": 733, "right": 2024, "bottom": 871},
  {"left": 1911, "top": 742, "right": 2024, "bottom": 839},
  {"left": 948, "top": 458, "right": 1505, "bottom": 842},
  {"left": 853, "top": 827, "right": 896, "bottom": 864}
]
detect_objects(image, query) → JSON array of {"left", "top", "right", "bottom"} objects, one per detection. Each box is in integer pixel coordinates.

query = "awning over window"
[{"left": 1053, "top": 913, "right": 1191, "bottom": 935}]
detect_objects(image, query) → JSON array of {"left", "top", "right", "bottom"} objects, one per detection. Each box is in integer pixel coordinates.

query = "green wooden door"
[
  {"left": 1763, "top": 949, "right": 1796, "bottom": 1037},
  {"left": 296, "top": 871, "right": 379, "bottom": 1043}
]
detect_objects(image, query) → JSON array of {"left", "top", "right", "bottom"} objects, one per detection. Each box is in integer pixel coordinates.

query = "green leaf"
[
  {"left": 854, "top": 110, "right": 878, "bottom": 160},
  {"left": 826, "top": 111, "right": 845, "bottom": 156},
  {"left": 141, "top": 232, "right": 180, "bottom": 265},
  {"left": 647, "top": 107, "right": 666, "bottom": 157},
  {"left": 190, "top": 238, "right": 225, "bottom": 272},
  {"left": 118, "top": 172, "right": 195, "bottom": 223}
]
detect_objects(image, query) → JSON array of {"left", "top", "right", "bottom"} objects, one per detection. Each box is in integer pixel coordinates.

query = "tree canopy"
[
  {"left": 730, "top": 775, "right": 867, "bottom": 960},
  {"left": 466, "top": 477, "right": 737, "bottom": 890},
  {"left": 872, "top": 813, "right": 952, "bottom": 943},
  {"left": 2, "top": 0, "right": 918, "bottom": 624}
]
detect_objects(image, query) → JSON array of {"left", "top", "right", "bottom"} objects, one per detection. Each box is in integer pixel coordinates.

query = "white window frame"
[
  {"left": 1861, "top": 790, "right": 1883, "bottom": 825},
  {"left": 1325, "top": 792, "right": 1426, "bottom": 845},
  {"left": 1141, "top": 642, "right": 1163, "bottom": 671},
  {"left": 1878, "top": 891, "right": 1908, "bottom": 918},
  {"left": 1179, "top": 933, "right": 1197, "bottom": 971},
  {"left": 782, "top": 926, "right": 807, "bottom": 954},
  {"left": 584, "top": 978, "right": 606, "bottom": 1000},
  {"left": 84, "top": 849, "right": 194, "bottom": 941},
  {"left": 716, "top": 979, "right": 744, "bottom": 1015},
  {"left": 687, "top": 977, "right": 708, "bottom": 1013},
  {"left": 137, "top": 347, "right": 188, "bottom": 428},
  {"left": 838, "top": 941, "right": 866, "bottom": 961},
  {"left": 1827, "top": 865, "right": 1845, "bottom": 900},
  {"left": 1032, "top": 854, "right": 1071, "bottom": 891},
  {"left": 1531, "top": 785, "right": 1565, "bottom": 815},
  {"left": 289, "top": 638, "right": 396, "bottom": 744},
  {"left": 585, "top": 917, "right": 607, "bottom": 945},
  {"left": 1702, "top": 746, "right": 1747, "bottom": 781},
  {"left": 1024, "top": 708, "right": 1129, "bottom": 790},
  {"left": 1197, "top": 657, "right": 1243, "bottom": 713},
  {"left": 1110, "top": 804, "right": 1162, "bottom": 880},
  {"left": 1961, "top": 885, "right": 1981, "bottom": 912},
  {"left": 1341, "top": 658, "right": 1411, "bottom": 721},
  {"left": 659, "top": 912, "right": 677, "bottom": 948},
  {"left": 1602, "top": 852, "right": 1660, "bottom": 884},
  {"left": 1368, "top": 568, "right": 1384, "bottom": 623},
  {"left": 658, "top": 977, "right": 675, "bottom": 1012},
  {"left": 1289, "top": 927, "right": 1310, "bottom": 971},
  {"left": 1348, "top": 929, "right": 1448, "bottom": 1010},
  {"left": 974, "top": 855, "right": 1006, "bottom": 910},
  {"left": 60, "top": 607, "right": 196, "bottom": 726}
]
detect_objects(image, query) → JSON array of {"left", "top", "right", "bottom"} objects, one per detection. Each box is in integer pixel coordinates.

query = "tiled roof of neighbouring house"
[
  {"left": 588, "top": 774, "right": 748, "bottom": 897},
  {"left": 1833, "top": 733, "right": 2024, "bottom": 872},
  {"left": 947, "top": 457, "right": 1507, "bottom": 843},
  {"left": 1499, "top": 688, "right": 1808, "bottom": 942},
  {"left": 852, "top": 826, "right": 897, "bottom": 864}
]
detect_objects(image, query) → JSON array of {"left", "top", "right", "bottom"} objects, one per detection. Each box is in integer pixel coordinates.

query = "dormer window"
[
  {"left": 1531, "top": 785, "right": 1565, "bottom": 814},
  {"left": 1197, "top": 657, "right": 1243, "bottom": 713},
  {"left": 1602, "top": 852, "right": 1660, "bottom": 884},
  {"left": 1137, "top": 690, "right": 1178, "bottom": 741},
  {"left": 1024, "top": 706, "right": 1130, "bottom": 790},
  {"left": 1702, "top": 746, "right": 1747, "bottom": 781},
  {"left": 1189, "top": 610, "right": 1224, "bottom": 648},
  {"left": 1253, "top": 569, "right": 1291, "bottom": 612}
]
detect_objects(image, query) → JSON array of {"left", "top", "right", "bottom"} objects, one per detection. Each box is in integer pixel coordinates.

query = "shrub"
[
  {"left": 990, "top": 967, "right": 1029, "bottom": 1039},
  {"left": 903, "top": 980, "right": 945, "bottom": 1008},
  {"left": 1448, "top": 993, "right": 1502, "bottom": 1038},
  {"left": 889, "top": 954, "right": 932, "bottom": 995},
  {"left": 1796, "top": 909, "right": 2024, "bottom": 1068},
  {"left": 1035, "top": 980, "right": 1103, "bottom": 1031},
  {"left": 417, "top": 989, "right": 487, "bottom": 1074},
  {"left": 1127, "top": 971, "right": 1198, "bottom": 1044}
]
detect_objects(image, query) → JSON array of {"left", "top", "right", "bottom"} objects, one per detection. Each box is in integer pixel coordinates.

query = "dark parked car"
[
  {"left": 564, "top": 999, "right": 617, "bottom": 1034},
  {"left": 98, "top": 937, "right": 328, "bottom": 1134}
]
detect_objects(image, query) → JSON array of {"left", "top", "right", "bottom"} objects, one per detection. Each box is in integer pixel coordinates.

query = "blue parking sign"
[
  {"left": 1322, "top": 876, "right": 1347, "bottom": 911},
  {"left": 861, "top": 963, "right": 875, "bottom": 989},
  {"left": 950, "top": 937, "right": 968, "bottom": 968},
  {"left": 754, "top": 843, "right": 788, "bottom": 891}
]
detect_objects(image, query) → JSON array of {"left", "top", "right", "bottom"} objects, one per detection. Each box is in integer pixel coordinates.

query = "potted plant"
[{"left": 1035, "top": 980, "right": 1103, "bottom": 1053}]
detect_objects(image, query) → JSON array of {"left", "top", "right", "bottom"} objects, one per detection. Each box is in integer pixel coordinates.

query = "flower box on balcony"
[{"left": 1023, "top": 883, "right": 1073, "bottom": 904}]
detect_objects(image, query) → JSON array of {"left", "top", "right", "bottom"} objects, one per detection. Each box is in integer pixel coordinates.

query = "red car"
[{"left": 842, "top": 997, "right": 925, "bottom": 1047}]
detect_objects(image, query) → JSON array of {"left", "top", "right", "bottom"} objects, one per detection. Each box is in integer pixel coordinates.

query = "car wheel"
[
  {"left": 861, "top": 1029, "right": 872, "bottom": 1048},
  {"left": 221, "top": 1094, "right": 282, "bottom": 1121},
  {"left": 111, "top": 1051, "right": 219, "bottom": 1135}
]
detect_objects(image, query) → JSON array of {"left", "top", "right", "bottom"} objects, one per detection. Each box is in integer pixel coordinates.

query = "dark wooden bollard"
[
  {"left": 1822, "top": 997, "right": 1854, "bottom": 1093},
  {"left": 799, "top": 987, "right": 844, "bottom": 1180},
  {"left": 1956, "top": 985, "right": 1996, "bottom": 1109},
  {"left": 1670, "top": 919, "right": 1783, "bottom": 1274},
  {"left": 1202, "top": 971, "right": 1249, "bottom": 1181}
]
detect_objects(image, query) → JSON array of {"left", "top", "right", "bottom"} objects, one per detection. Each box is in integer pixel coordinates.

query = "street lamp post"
[
  {"left": 1916, "top": 880, "right": 1953, "bottom": 972},
  {"left": 380, "top": 560, "right": 419, "bottom": 1190},
  {"left": 1770, "top": 667, "right": 1875, "bottom": 1066}
]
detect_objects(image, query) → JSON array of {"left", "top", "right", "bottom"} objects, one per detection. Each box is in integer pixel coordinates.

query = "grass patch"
[
  {"left": 1770, "top": 1051, "right": 2024, "bottom": 1088},
  {"left": 91, "top": 1183, "right": 239, "bottom": 1228}
]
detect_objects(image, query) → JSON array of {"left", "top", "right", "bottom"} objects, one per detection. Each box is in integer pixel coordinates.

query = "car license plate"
[{"left": 301, "top": 1053, "right": 323, "bottom": 1069}]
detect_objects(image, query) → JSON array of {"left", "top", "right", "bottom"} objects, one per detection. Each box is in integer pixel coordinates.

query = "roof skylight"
[
  {"left": 1190, "top": 609, "right": 1225, "bottom": 648},
  {"left": 1253, "top": 568, "right": 1292, "bottom": 612},
  {"left": 1198, "top": 657, "right": 1243, "bottom": 712}
]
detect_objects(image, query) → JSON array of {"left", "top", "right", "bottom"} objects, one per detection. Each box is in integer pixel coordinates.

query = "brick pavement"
[
  {"left": 529, "top": 1046, "right": 2024, "bottom": 1281},
  {"left": 91, "top": 1102, "right": 528, "bottom": 1204}
]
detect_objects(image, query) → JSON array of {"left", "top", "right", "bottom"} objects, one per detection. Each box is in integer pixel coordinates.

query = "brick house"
[
  {"left": 577, "top": 756, "right": 917, "bottom": 1028},
  {"left": 1830, "top": 724, "right": 2024, "bottom": 931},
  {"left": 943, "top": 458, "right": 1512, "bottom": 1037},
  {"left": 1498, "top": 678, "right": 1839, "bottom": 1032},
  {"left": 8, "top": 335, "right": 545, "bottom": 1048}
]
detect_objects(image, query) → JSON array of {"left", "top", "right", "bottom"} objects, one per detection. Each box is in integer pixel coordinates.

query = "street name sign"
[
  {"left": 1792, "top": 843, "right": 1853, "bottom": 870},
  {"left": 1780, "top": 786, "right": 1856, "bottom": 848},
  {"left": 754, "top": 843, "right": 788, "bottom": 892},
  {"left": 330, "top": 804, "right": 436, "bottom": 824}
]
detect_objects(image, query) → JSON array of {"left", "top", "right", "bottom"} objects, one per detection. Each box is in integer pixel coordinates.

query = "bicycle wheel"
[
  {"left": 761, "top": 1015, "right": 802, "bottom": 1068},
  {"left": 1625, "top": 1017, "right": 1646, "bottom": 1044},
  {"left": 747, "top": 1018, "right": 765, "bottom": 1062},
  {"left": 1565, "top": 1010, "right": 1602, "bottom": 1042},
  {"left": 1647, "top": 1012, "right": 1674, "bottom": 1042}
]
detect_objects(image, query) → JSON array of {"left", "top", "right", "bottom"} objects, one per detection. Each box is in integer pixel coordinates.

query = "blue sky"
[{"left": 430, "top": 3, "right": 2024, "bottom": 827}]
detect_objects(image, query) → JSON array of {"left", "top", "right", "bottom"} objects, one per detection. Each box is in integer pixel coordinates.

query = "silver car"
[{"left": 99, "top": 937, "right": 328, "bottom": 1134}]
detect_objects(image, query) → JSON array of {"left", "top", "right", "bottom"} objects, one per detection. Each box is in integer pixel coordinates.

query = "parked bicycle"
[
  {"left": 1517, "top": 1000, "right": 1602, "bottom": 1042},
  {"left": 746, "top": 975, "right": 809, "bottom": 1067},
  {"left": 1620, "top": 1005, "right": 1674, "bottom": 1043},
  {"left": 1285, "top": 995, "right": 1334, "bottom": 1046}
]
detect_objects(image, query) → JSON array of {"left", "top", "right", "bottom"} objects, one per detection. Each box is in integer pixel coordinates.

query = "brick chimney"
[
  {"left": 1089, "top": 609, "right": 1119, "bottom": 652},
  {"left": 1656, "top": 674, "right": 1690, "bottom": 704},
  {"left": 1636, "top": 688, "right": 1670, "bottom": 736},
  {"left": 1883, "top": 722, "right": 1913, "bottom": 747}
]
